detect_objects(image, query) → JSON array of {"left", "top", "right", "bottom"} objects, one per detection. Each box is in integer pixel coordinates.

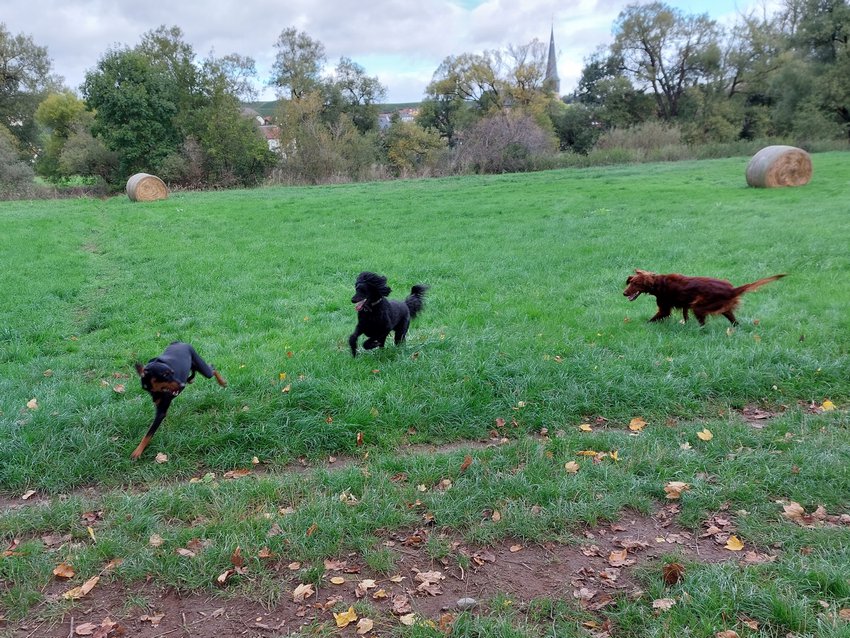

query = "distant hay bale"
[
  {"left": 126, "top": 173, "right": 168, "bottom": 202},
  {"left": 746, "top": 145, "right": 812, "bottom": 188}
]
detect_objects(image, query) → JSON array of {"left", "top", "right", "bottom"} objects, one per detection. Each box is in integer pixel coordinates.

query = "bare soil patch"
[{"left": 3, "top": 505, "right": 757, "bottom": 638}]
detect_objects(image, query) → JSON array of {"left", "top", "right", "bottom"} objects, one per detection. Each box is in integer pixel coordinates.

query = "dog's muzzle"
[
  {"left": 354, "top": 299, "right": 367, "bottom": 312},
  {"left": 625, "top": 291, "right": 641, "bottom": 301}
]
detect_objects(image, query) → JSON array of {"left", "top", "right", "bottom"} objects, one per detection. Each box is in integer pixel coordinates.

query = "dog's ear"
[
  {"left": 634, "top": 269, "right": 653, "bottom": 276},
  {"left": 135, "top": 362, "right": 145, "bottom": 377}
]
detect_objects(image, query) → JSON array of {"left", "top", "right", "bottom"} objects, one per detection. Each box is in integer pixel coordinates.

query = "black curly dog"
[{"left": 348, "top": 272, "right": 428, "bottom": 356}]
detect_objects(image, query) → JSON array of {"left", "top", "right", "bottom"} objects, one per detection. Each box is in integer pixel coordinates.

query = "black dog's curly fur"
[{"left": 349, "top": 272, "right": 428, "bottom": 356}]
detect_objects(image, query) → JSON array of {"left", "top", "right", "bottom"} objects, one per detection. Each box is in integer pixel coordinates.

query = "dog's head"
[
  {"left": 135, "top": 361, "right": 184, "bottom": 396},
  {"left": 352, "top": 271, "right": 391, "bottom": 311},
  {"left": 623, "top": 269, "right": 657, "bottom": 301}
]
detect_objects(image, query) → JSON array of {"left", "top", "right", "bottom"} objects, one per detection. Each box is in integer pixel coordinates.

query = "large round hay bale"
[
  {"left": 745, "top": 145, "right": 812, "bottom": 188},
  {"left": 126, "top": 173, "right": 168, "bottom": 202}
]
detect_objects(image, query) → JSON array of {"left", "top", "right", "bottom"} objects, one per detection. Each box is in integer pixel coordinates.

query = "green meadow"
[{"left": 1, "top": 155, "right": 848, "bottom": 635}]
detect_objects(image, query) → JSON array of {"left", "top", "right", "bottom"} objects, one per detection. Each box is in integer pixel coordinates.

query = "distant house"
[
  {"left": 241, "top": 107, "right": 281, "bottom": 152},
  {"left": 377, "top": 107, "right": 420, "bottom": 130}
]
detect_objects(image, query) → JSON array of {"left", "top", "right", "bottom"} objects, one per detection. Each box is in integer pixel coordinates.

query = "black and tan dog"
[
  {"left": 349, "top": 272, "right": 428, "bottom": 356},
  {"left": 132, "top": 341, "right": 226, "bottom": 459}
]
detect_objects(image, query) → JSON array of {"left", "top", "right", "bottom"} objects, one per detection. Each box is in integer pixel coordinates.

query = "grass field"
[{"left": 1, "top": 154, "right": 849, "bottom": 636}]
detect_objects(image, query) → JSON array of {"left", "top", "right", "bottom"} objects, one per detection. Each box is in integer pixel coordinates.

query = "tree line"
[{"left": 1, "top": 0, "right": 848, "bottom": 199}]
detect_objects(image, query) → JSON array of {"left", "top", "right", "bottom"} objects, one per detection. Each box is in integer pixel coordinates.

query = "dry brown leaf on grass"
[
  {"left": 223, "top": 468, "right": 251, "bottom": 479},
  {"left": 652, "top": 598, "right": 676, "bottom": 611},
  {"left": 74, "top": 618, "right": 118, "bottom": 637},
  {"left": 838, "top": 608, "right": 850, "bottom": 620},
  {"left": 53, "top": 562, "right": 75, "bottom": 579},
  {"left": 662, "top": 562, "right": 685, "bottom": 585},
  {"left": 697, "top": 428, "right": 713, "bottom": 441},
  {"left": 460, "top": 455, "right": 473, "bottom": 473},
  {"left": 63, "top": 575, "right": 99, "bottom": 600},
  {"left": 664, "top": 481, "right": 691, "bottom": 499},
  {"left": 139, "top": 613, "right": 164, "bottom": 626},
  {"left": 355, "top": 578, "right": 377, "bottom": 598},
  {"left": 715, "top": 631, "right": 740, "bottom": 638},
  {"left": 579, "top": 423, "right": 593, "bottom": 432},
  {"left": 565, "top": 461, "right": 580, "bottom": 474},
  {"left": 629, "top": 417, "right": 647, "bottom": 431},
  {"left": 21, "top": 489, "right": 37, "bottom": 500},
  {"left": 399, "top": 613, "right": 416, "bottom": 626},
  {"left": 154, "top": 452, "right": 168, "bottom": 464},
  {"left": 330, "top": 576, "right": 346, "bottom": 585},
  {"left": 26, "top": 398, "right": 38, "bottom": 410}
]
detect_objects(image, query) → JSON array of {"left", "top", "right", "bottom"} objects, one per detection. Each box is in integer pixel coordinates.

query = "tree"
[
  {"left": 270, "top": 27, "right": 326, "bottom": 99},
  {"left": 34, "top": 91, "right": 91, "bottom": 179},
  {"left": 454, "top": 111, "right": 556, "bottom": 174},
  {"left": 383, "top": 119, "right": 446, "bottom": 176},
  {"left": 0, "top": 123, "right": 42, "bottom": 199},
  {"left": 327, "top": 57, "right": 386, "bottom": 133},
  {"left": 0, "top": 22, "right": 63, "bottom": 157},
  {"left": 82, "top": 48, "right": 182, "bottom": 179},
  {"left": 611, "top": 2, "right": 723, "bottom": 119}
]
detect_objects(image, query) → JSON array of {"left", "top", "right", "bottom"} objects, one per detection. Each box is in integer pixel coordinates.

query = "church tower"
[{"left": 545, "top": 25, "right": 560, "bottom": 96}]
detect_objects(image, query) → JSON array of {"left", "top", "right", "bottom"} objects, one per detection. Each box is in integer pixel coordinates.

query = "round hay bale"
[
  {"left": 126, "top": 173, "right": 168, "bottom": 202},
  {"left": 746, "top": 145, "right": 812, "bottom": 188}
]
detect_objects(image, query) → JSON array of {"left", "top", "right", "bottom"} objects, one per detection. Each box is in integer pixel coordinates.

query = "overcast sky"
[{"left": 4, "top": 0, "right": 779, "bottom": 104}]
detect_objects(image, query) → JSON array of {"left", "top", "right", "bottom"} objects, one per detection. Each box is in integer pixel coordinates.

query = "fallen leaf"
[
  {"left": 821, "top": 400, "right": 836, "bottom": 411},
  {"left": 230, "top": 546, "right": 244, "bottom": 567},
  {"left": 652, "top": 597, "right": 676, "bottom": 611},
  {"left": 356, "top": 617, "right": 374, "bottom": 634},
  {"left": 399, "top": 613, "right": 416, "bottom": 626},
  {"left": 223, "top": 468, "right": 251, "bottom": 479},
  {"left": 579, "top": 423, "right": 593, "bottom": 432},
  {"left": 838, "top": 608, "right": 850, "bottom": 620},
  {"left": 509, "top": 544, "right": 523, "bottom": 553},
  {"left": 74, "top": 622, "right": 98, "bottom": 636},
  {"left": 715, "top": 632, "right": 740, "bottom": 638},
  {"left": 697, "top": 428, "right": 713, "bottom": 441},
  {"left": 564, "top": 461, "right": 580, "bottom": 474},
  {"left": 334, "top": 606, "right": 358, "bottom": 628},
  {"left": 460, "top": 455, "right": 472, "bottom": 473},
  {"left": 139, "top": 613, "right": 164, "bottom": 626},
  {"left": 63, "top": 575, "right": 99, "bottom": 600},
  {"left": 292, "top": 582, "right": 315, "bottom": 602},
  {"left": 629, "top": 417, "right": 647, "bottom": 431},
  {"left": 491, "top": 509, "right": 501, "bottom": 522},
  {"left": 175, "top": 548, "right": 196, "bottom": 558},
  {"left": 392, "top": 594, "right": 413, "bottom": 615},
  {"left": 662, "top": 562, "right": 684, "bottom": 585},
  {"left": 330, "top": 576, "right": 345, "bottom": 585},
  {"left": 113, "top": 384, "right": 125, "bottom": 393},
  {"left": 608, "top": 549, "right": 633, "bottom": 567},
  {"left": 664, "top": 481, "right": 690, "bottom": 500},
  {"left": 725, "top": 535, "right": 744, "bottom": 551},
  {"left": 53, "top": 562, "right": 75, "bottom": 579},
  {"left": 356, "top": 432, "right": 364, "bottom": 446},
  {"left": 26, "top": 398, "right": 38, "bottom": 410},
  {"left": 154, "top": 452, "right": 168, "bottom": 464},
  {"left": 680, "top": 442, "right": 692, "bottom": 450},
  {"left": 20, "top": 489, "right": 36, "bottom": 500},
  {"left": 216, "top": 569, "right": 235, "bottom": 586}
]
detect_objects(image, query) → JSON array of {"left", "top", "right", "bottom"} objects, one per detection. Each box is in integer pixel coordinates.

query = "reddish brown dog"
[{"left": 623, "top": 269, "right": 786, "bottom": 326}]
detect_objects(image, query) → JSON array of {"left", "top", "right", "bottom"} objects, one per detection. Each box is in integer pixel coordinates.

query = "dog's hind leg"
[
  {"left": 394, "top": 318, "right": 410, "bottom": 345},
  {"left": 722, "top": 311, "right": 738, "bottom": 325},
  {"left": 363, "top": 337, "right": 384, "bottom": 350},
  {"left": 682, "top": 307, "right": 689, "bottom": 322}
]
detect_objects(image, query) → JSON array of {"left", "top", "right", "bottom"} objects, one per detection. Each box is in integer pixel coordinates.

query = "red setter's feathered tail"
[{"left": 733, "top": 274, "right": 787, "bottom": 297}]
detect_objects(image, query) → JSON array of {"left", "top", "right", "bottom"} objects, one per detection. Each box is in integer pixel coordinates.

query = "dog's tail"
[
  {"left": 405, "top": 284, "right": 428, "bottom": 319},
  {"left": 734, "top": 273, "right": 787, "bottom": 296}
]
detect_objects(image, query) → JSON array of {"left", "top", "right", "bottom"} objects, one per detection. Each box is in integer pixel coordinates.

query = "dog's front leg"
[
  {"left": 649, "top": 305, "right": 672, "bottom": 322},
  {"left": 349, "top": 329, "right": 362, "bottom": 357},
  {"left": 131, "top": 397, "right": 172, "bottom": 460}
]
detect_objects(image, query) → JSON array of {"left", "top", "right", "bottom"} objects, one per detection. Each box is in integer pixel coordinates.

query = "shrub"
[
  {"left": 454, "top": 111, "right": 556, "bottom": 174},
  {"left": 0, "top": 125, "right": 49, "bottom": 200}
]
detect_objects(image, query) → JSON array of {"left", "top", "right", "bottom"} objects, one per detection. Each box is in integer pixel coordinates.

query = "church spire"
[{"left": 545, "top": 24, "right": 560, "bottom": 96}]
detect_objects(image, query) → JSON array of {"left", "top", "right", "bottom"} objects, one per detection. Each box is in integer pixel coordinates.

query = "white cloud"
[{"left": 2, "top": 0, "right": 781, "bottom": 103}]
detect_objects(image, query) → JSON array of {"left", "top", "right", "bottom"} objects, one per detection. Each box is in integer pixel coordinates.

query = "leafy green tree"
[
  {"left": 383, "top": 119, "right": 446, "bottom": 176},
  {"left": 270, "top": 27, "right": 326, "bottom": 99},
  {"left": 611, "top": 2, "right": 723, "bottom": 119},
  {"left": 327, "top": 57, "right": 386, "bottom": 133},
  {"left": 34, "top": 92, "right": 91, "bottom": 179},
  {"left": 83, "top": 48, "right": 181, "bottom": 179},
  {"left": 0, "top": 22, "right": 63, "bottom": 158}
]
